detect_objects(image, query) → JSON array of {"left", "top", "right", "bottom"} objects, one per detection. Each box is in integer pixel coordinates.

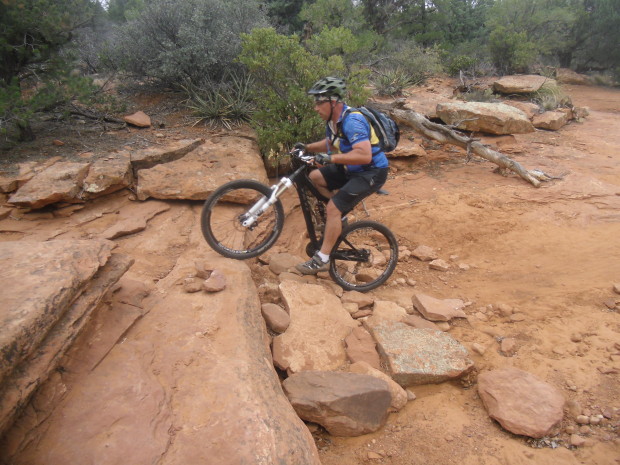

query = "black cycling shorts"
[{"left": 319, "top": 164, "right": 388, "bottom": 214}]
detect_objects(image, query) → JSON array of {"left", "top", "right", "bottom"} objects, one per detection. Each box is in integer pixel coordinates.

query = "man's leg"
[
  {"left": 308, "top": 168, "right": 333, "bottom": 199},
  {"left": 320, "top": 200, "right": 342, "bottom": 256}
]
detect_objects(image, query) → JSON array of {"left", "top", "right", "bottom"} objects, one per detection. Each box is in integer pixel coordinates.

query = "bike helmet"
[{"left": 307, "top": 77, "right": 347, "bottom": 100}]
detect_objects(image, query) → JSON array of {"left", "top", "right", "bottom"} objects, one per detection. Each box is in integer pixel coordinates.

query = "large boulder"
[
  {"left": 136, "top": 137, "right": 268, "bottom": 201},
  {"left": 283, "top": 370, "right": 392, "bottom": 436},
  {"left": 493, "top": 75, "right": 554, "bottom": 94},
  {"left": 478, "top": 367, "right": 565, "bottom": 438},
  {"left": 364, "top": 321, "right": 474, "bottom": 386},
  {"left": 532, "top": 110, "right": 569, "bottom": 131},
  {"left": 436, "top": 101, "right": 535, "bottom": 135},
  {"left": 555, "top": 68, "right": 592, "bottom": 85},
  {"left": 272, "top": 281, "right": 357, "bottom": 374}
]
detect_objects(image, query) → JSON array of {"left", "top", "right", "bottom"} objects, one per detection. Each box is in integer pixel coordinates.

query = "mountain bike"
[{"left": 200, "top": 148, "right": 398, "bottom": 292}]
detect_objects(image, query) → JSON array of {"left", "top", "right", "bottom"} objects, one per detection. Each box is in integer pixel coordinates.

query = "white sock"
[{"left": 317, "top": 251, "right": 329, "bottom": 263}]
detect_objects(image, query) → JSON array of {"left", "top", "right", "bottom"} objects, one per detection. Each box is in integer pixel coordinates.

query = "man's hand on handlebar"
[{"left": 314, "top": 153, "right": 332, "bottom": 166}]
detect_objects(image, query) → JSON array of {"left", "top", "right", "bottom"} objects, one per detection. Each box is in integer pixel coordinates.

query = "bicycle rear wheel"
[
  {"left": 201, "top": 179, "right": 284, "bottom": 259},
  {"left": 329, "top": 220, "right": 398, "bottom": 292}
]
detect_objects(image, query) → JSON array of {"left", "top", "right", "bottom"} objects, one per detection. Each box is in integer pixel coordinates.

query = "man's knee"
[{"left": 326, "top": 199, "right": 341, "bottom": 218}]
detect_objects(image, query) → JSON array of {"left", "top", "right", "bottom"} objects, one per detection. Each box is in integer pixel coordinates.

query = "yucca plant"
[
  {"left": 182, "top": 73, "right": 255, "bottom": 129},
  {"left": 373, "top": 68, "right": 418, "bottom": 97}
]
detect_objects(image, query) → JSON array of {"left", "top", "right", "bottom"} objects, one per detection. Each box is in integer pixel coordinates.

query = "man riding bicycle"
[{"left": 295, "top": 77, "right": 390, "bottom": 275}]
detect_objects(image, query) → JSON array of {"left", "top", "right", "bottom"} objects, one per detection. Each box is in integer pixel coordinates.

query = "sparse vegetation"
[
  {"left": 182, "top": 73, "right": 255, "bottom": 130},
  {"left": 529, "top": 81, "right": 572, "bottom": 111}
]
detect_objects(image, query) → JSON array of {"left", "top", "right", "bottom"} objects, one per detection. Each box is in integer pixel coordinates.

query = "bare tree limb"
[{"left": 378, "top": 102, "right": 555, "bottom": 187}]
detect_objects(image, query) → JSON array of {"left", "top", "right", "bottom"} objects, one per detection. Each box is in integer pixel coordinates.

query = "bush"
[
  {"left": 489, "top": 27, "right": 537, "bottom": 74},
  {"left": 108, "top": 0, "right": 269, "bottom": 88},
  {"left": 373, "top": 42, "right": 443, "bottom": 92},
  {"left": 446, "top": 55, "right": 479, "bottom": 77},
  {"left": 238, "top": 28, "right": 370, "bottom": 165}
]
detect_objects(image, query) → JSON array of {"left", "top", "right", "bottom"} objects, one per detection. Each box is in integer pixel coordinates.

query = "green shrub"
[
  {"left": 489, "top": 26, "right": 537, "bottom": 74},
  {"left": 238, "top": 28, "right": 370, "bottom": 164},
  {"left": 446, "top": 55, "right": 479, "bottom": 77}
]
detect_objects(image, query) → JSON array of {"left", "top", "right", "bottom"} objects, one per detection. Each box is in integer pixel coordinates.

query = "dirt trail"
[
  {"left": 303, "top": 84, "right": 620, "bottom": 464},
  {"left": 1, "top": 84, "right": 619, "bottom": 464}
]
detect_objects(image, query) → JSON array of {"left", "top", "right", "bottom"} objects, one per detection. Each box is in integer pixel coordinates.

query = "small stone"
[
  {"left": 603, "top": 299, "right": 617, "bottom": 309},
  {"left": 406, "top": 389, "right": 416, "bottom": 401},
  {"left": 183, "top": 277, "right": 203, "bottom": 293},
  {"left": 576, "top": 415, "right": 590, "bottom": 425},
  {"left": 429, "top": 259, "right": 450, "bottom": 271},
  {"left": 472, "top": 343, "right": 487, "bottom": 355},
  {"left": 579, "top": 425, "right": 592, "bottom": 434},
  {"left": 52, "top": 139, "right": 65, "bottom": 146},
  {"left": 474, "top": 312, "right": 488, "bottom": 321},
  {"left": 566, "top": 400, "right": 582, "bottom": 418},
  {"left": 571, "top": 333, "right": 583, "bottom": 343},
  {"left": 570, "top": 434, "right": 586, "bottom": 447},
  {"left": 500, "top": 337, "right": 517, "bottom": 356},
  {"left": 412, "top": 245, "right": 438, "bottom": 261},
  {"left": 458, "top": 263, "right": 470, "bottom": 271},
  {"left": 203, "top": 269, "right": 227, "bottom": 292},
  {"left": 406, "top": 279, "right": 417, "bottom": 287},
  {"left": 565, "top": 425, "right": 576, "bottom": 434},
  {"left": 435, "top": 322, "right": 450, "bottom": 331},
  {"left": 368, "top": 452, "right": 383, "bottom": 460},
  {"left": 497, "top": 303, "right": 514, "bottom": 317},
  {"left": 613, "top": 283, "right": 620, "bottom": 294},
  {"left": 509, "top": 313, "right": 526, "bottom": 322},
  {"left": 589, "top": 415, "right": 603, "bottom": 425}
]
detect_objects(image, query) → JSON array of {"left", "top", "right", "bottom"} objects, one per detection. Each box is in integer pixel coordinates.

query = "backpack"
[{"left": 344, "top": 106, "right": 401, "bottom": 153}]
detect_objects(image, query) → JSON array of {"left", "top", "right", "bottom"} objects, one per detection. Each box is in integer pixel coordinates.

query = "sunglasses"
[{"left": 314, "top": 97, "right": 332, "bottom": 104}]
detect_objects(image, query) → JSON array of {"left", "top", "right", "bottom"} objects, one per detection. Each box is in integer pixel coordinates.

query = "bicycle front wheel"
[
  {"left": 201, "top": 179, "right": 284, "bottom": 259},
  {"left": 329, "top": 220, "right": 398, "bottom": 292}
]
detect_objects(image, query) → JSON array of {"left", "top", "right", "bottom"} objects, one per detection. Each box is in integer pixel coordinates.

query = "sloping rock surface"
[
  {"left": 0, "top": 240, "right": 131, "bottom": 434},
  {"left": 436, "top": 102, "right": 535, "bottom": 135},
  {"left": 478, "top": 367, "right": 565, "bottom": 438},
  {"left": 2, "top": 233, "right": 321, "bottom": 464},
  {"left": 136, "top": 137, "right": 268, "bottom": 200}
]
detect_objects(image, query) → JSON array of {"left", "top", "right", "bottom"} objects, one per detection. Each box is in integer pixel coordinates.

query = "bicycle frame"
[{"left": 239, "top": 152, "right": 329, "bottom": 256}]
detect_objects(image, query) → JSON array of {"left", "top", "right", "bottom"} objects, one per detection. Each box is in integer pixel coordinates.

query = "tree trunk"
[{"left": 380, "top": 102, "right": 554, "bottom": 187}]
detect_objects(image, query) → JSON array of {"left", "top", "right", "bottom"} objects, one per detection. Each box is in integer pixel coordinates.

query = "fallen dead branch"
[
  {"left": 70, "top": 103, "right": 126, "bottom": 125},
  {"left": 378, "top": 101, "right": 556, "bottom": 187}
]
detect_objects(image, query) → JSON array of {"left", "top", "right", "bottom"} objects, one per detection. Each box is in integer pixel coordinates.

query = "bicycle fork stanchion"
[{"left": 241, "top": 177, "right": 293, "bottom": 227}]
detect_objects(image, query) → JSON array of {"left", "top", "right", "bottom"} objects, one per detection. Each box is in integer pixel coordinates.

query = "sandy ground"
[{"left": 1, "top": 82, "right": 619, "bottom": 464}]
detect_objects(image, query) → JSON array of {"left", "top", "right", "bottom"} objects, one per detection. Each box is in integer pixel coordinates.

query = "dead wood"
[
  {"left": 70, "top": 103, "right": 126, "bottom": 125},
  {"left": 373, "top": 101, "right": 555, "bottom": 187}
]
